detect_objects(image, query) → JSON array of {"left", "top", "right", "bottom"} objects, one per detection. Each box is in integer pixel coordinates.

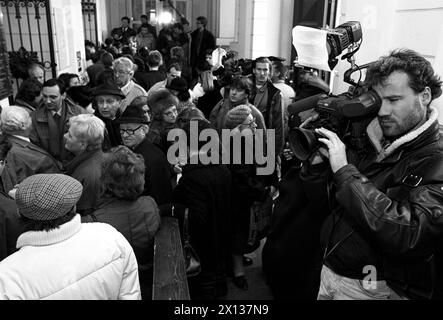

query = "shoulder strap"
[{"left": 182, "top": 208, "right": 190, "bottom": 244}]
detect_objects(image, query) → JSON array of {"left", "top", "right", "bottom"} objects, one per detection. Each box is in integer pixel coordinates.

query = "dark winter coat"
[
  {"left": 1, "top": 135, "right": 61, "bottom": 193},
  {"left": 249, "top": 79, "right": 284, "bottom": 154},
  {"left": 173, "top": 164, "right": 232, "bottom": 300},
  {"left": 138, "top": 70, "right": 166, "bottom": 92},
  {"left": 30, "top": 100, "right": 86, "bottom": 162},
  {"left": 262, "top": 164, "right": 330, "bottom": 300},
  {"left": 190, "top": 29, "right": 216, "bottom": 69},
  {"left": 133, "top": 138, "right": 173, "bottom": 211},
  {"left": 83, "top": 196, "right": 161, "bottom": 300},
  {"left": 97, "top": 111, "right": 123, "bottom": 151},
  {"left": 65, "top": 149, "right": 104, "bottom": 216},
  {"left": 0, "top": 191, "right": 24, "bottom": 262}
]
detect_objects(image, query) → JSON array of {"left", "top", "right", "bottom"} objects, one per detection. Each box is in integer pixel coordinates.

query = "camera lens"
[{"left": 289, "top": 128, "right": 321, "bottom": 161}]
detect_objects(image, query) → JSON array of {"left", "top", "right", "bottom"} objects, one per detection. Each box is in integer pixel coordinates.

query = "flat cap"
[{"left": 16, "top": 174, "right": 83, "bottom": 221}]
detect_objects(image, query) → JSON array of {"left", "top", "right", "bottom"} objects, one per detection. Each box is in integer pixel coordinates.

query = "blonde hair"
[{"left": 69, "top": 114, "right": 105, "bottom": 149}]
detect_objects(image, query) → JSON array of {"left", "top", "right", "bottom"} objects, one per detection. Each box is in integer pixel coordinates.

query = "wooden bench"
[{"left": 153, "top": 217, "right": 190, "bottom": 300}]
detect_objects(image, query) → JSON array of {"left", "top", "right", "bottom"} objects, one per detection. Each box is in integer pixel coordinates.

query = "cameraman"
[{"left": 315, "top": 49, "right": 443, "bottom": 300}]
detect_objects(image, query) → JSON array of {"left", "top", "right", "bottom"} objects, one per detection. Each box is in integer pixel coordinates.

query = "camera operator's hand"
[{"left": 315, "top": 128, "right": 348, "bottom": 173}]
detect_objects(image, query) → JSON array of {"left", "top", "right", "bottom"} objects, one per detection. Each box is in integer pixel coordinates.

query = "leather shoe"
[
  {"left": 233, "top": 276, "right": 248, "bottom": 290},
  {"left": 242, "top": 256, "right": 253, "bottom": 267}
]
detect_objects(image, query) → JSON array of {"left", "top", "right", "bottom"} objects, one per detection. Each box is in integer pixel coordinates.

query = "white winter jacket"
[{"left": 0, "top": 215, "right": 141, "bottom": 300}]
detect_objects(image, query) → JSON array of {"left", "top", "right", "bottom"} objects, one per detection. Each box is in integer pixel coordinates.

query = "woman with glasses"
[
  {"left": 145, "top": 89, "right": 180, "bottom": 154},
  {"left": 82, "top": 145, "right": 161, "bottom": 300}
]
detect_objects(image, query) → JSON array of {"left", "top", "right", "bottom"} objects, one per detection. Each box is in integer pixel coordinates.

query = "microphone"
[{"left": 288, "top": 93, "right": 327, "bottom": 116}]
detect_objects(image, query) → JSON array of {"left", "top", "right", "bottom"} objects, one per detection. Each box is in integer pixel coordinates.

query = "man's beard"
[{"left": 379, "top": 99, "right": 426, "bottom": 141}]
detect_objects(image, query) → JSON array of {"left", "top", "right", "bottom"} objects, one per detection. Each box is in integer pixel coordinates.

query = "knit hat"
[
  {"left": 225, "top": 105, "right": 252, "bottom": 129},
  {"left": 92, "top": 82, "right": 125, "bottom": 99},
  {"left": 16, "top": 174, "right": 83, "bottom": 221}
]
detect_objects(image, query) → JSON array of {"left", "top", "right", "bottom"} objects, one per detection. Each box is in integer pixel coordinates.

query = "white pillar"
[{"left": 217, "top": 0, "right": 237, "bottom": 46}]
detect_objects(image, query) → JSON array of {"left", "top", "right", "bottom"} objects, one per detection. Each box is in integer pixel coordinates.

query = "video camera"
[
  {"left": 213, "top": 51, "right": 254, "bottom": 87},
  {"left": 288, "top": 21, "right": 382, "bottom": 161}
]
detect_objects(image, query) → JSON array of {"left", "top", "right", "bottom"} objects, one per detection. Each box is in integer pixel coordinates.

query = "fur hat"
[
  {"left": 225, "top": 105, "right": 252, "bottom": 129},
  {"left": 148, "top": 89, "right": 179, "bottom": 120},
  {"left": 16, "top": 174, "right": 83, "bottom": 221}
]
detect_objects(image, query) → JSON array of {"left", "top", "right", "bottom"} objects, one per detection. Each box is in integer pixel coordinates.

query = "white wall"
[
  {"left": 217, "top": 0, "right": 236, "bottom": 46},
  {"left": 51, "top": 0, "right": 86, "bottom": 76},
  {"left": 332, "top": 0, "right": 443, "bottom": 122},
  {"left": 251, "top": 0, "right": 294, "bottom": 60}
]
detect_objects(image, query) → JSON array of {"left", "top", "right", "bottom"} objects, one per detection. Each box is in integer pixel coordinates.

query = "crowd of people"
[
  {"left": 1, "top": 13, "right": 443, "bottom": 302},
  {"left": 0, "top": 14, "right": 291, "bottom": 300}
]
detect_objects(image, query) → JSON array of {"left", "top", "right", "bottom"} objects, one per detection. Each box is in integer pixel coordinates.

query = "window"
[
  {"left": 132, "top": 0, "right": 157, "bottom": 25},
  {"left": 132, "top": 0, "right": 188, "bottom": 26}
]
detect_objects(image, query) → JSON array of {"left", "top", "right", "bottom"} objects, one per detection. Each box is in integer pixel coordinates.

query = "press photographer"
[
  {"left": 264, "top": 19, "right": 443, "bottom": 300},
  {"left": 314, "top": 48, "right": 443, "bottom": 300}
]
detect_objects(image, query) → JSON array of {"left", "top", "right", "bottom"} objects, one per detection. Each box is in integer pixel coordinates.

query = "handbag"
[
  {"left": 183, "top": 208, "right": 202, "bottom": 278},
  {"left": 247, "top": 187, "right": 276, "bottom": 248}
]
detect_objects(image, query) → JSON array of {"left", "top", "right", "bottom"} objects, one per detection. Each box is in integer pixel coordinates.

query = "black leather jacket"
[{"left": 322, "top": 119, "right": 443, "bottom": 299}]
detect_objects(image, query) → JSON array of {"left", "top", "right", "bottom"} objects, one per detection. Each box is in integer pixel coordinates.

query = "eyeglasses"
[
  {"left": 114, "top": 70, "right": 131, "bottom": 76},
  {"left": 120, "top": 125, "right": 145, "bottom": 136},
  {"left": 164, "top": 107, "right": 178, "bottom": 118}
]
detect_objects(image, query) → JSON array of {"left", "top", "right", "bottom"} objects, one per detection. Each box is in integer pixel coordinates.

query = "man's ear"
[
  {"left": 62, "top": 92, "right": 67, "bottom": 99},
  {"left": 142, "top": 125, "right": 150, "bottom": 135},
  {"left": 421, "top": 87, "right": 432, "bottom": 106}
]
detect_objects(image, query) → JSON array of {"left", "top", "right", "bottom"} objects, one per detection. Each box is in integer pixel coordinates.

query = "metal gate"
[
  {"left": 0, "top": 0, "right": 57, "bottom": 98},
  {"left": 82, "top": 0, "right": 98, "bottom": 45}
]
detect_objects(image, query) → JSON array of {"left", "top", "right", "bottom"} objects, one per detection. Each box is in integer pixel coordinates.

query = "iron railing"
[{"left": 0, "top": 0, "right": 57, "bottom": 98}]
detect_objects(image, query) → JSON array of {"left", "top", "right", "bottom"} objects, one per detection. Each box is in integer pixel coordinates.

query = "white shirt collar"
[{"left": 12, "top": 135, "right": 30, "bottom": 143}]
